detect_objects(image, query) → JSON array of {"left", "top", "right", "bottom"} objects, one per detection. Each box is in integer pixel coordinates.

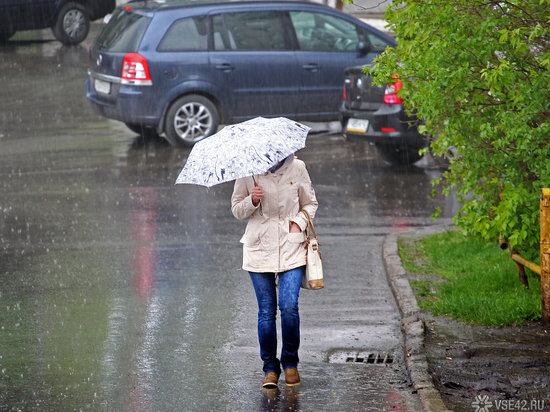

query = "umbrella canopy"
[{"left": 175, "top": 117, "right": 311, "bottom": 187}]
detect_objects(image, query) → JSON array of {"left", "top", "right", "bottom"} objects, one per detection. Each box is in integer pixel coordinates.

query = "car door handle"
[
  {"left": 302, "top": 63, "right": 320, "bottom": 72},
  {"left": 215, "top": 63, "right": 235, "bottom": 72}
]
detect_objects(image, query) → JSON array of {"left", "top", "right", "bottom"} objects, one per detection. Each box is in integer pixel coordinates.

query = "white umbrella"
[{"left": 175, "top": 117, "right": 311, "bottom": 187}]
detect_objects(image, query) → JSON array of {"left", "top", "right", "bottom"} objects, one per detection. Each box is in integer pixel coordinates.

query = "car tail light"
[
  {"left": 384, "top": 75, "right": 403, "bottom": 104},
  {"left": 121, "top": 53, "right": 153, "bottom": 86},
  {"left": 343, "top": 78, "right": 351, "bottom": 101},
  {"left": 381, "top": 128, "right": 397, "bottom": 132}
]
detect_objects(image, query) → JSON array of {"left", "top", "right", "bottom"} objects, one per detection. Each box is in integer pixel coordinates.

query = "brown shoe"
[
  {"left": 262, "top": 372, "right": 279, "bottom": 388},
  {"left": 284, "top": 368, "right": 301, "bottom": 386}
]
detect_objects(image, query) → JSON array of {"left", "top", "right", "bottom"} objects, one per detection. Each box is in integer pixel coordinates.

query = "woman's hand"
[
  {"left": 251, "top": 186, "right": 264, "bottom": 206},
  {"left": 289, "top": 222, "right": 301, "bottom": 233}
]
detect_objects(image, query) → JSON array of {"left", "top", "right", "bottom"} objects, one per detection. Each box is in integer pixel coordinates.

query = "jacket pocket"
[
  {"left": 288, "top": 232, "right": 306, "bottom": 244},
  {"left": 240, "top": 233, "right": 261, "bottom": 247}
]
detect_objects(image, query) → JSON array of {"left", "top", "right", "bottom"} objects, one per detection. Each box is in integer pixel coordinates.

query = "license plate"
[
  {"left": 95, "top": 79, "right": 111, "bottom": 94},
  {"left": 346, "top": 118, "right": 369, "bottom": 133}
]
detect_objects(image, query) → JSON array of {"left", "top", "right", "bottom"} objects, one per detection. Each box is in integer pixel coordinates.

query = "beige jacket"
[{"left": 231, "top": 155, "right": 318, "bottom": 273}]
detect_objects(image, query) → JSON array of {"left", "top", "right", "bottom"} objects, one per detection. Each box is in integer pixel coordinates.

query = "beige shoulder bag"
[{"left": 300, "top": 210, "right": 324, "bottom": 290}]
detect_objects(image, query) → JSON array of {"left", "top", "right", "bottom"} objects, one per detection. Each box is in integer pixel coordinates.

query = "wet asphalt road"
[{"left": 0, "top": 26, "right": 459, "bottom": 411}]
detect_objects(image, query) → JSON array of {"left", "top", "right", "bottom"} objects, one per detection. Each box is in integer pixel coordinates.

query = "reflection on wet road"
[{"left": 0, "top": 26, "right": 458, "bottom": 411}]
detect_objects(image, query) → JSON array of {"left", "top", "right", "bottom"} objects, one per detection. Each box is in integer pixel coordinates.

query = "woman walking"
[{"left": 231, "top": 153, "right": 318, "bottom": 388}]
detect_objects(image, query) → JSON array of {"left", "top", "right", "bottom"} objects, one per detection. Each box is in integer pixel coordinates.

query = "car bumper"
[
  {"left": 85, "top": 77, "right": 159, "bottom": 127},
  {"left": 339, "top": 103, "right": 429, "bottom": 149}
]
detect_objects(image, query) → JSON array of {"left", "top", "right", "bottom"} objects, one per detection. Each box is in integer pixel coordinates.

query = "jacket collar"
[{"left": 267, "top": 154, "right": 294, "bottom": 174}]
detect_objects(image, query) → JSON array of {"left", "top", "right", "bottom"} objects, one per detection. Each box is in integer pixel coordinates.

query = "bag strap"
[{"left": 300, "top": 209, "right": 317, "bottom": 240}]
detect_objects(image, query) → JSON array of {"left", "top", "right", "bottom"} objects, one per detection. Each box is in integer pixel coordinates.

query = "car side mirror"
[{"left": 358, "top": 35, "right": 370, "bottom": 55}]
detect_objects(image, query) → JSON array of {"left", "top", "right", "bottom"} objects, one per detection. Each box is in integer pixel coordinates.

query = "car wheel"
[
  {"left": 164, "top": 95, "right": 219, "bottom": 147},
  {"left": 125, "top": 123, "right": 159, "bottom": 139},
  {"left": 52, "top": 2, "right": 90, "bottom": 45},
  {"left": 375, "top": 143, "right": 423, "bottom": 166}
]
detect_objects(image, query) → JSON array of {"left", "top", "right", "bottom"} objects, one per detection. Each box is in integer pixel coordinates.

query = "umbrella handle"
[{"left": 252, "top": 176, "right": 263, "bottom": 216}]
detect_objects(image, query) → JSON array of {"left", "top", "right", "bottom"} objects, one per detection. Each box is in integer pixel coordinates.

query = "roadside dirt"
[{"left": 421, "top": 313, "right": 550, "bottom": 411}]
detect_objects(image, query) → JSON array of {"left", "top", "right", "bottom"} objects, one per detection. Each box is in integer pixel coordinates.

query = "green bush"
[{"left": 364, "top": 0, "right": 550, "bottom": 254}]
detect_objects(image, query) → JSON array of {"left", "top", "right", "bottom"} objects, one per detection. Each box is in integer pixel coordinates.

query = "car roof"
[{"left": 126, "top": 0, "right": 343, "bottom": 12}]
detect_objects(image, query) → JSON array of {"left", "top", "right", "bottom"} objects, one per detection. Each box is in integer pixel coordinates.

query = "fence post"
[
  {"left": 509, "top": 244, "right": 530, "bottom": 289},
  {"left": 540, "top": 188, "right": 550, "bottom": 325}
]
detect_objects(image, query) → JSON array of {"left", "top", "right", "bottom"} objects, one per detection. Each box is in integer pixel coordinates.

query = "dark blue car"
[{"left": 86, "top": 0, "right": 395, "bottom": 146}]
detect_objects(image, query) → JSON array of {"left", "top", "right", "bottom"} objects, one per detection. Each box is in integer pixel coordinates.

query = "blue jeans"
[{"left": 249, "top": 266, "right": 304, "bottom": 375}]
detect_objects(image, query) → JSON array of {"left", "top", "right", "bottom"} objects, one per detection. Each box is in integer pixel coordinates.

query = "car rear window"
[{"left": 94, "top": 9, "right": 151, "bottom": 52}]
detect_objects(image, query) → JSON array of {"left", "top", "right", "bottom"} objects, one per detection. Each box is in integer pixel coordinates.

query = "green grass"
[{"left": 399, "top": 230, "right": 542, "bottom": 326}]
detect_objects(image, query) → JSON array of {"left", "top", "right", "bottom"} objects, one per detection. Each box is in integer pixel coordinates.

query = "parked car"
[
  {"left": 0, "top": 0, "right": 116, "bottom": 45},
  {"left": 85, "top": 0, "right": 396, "bottom": 147},
  {"left": 340, "top": 64, "right": 429, "bottom": 165}
]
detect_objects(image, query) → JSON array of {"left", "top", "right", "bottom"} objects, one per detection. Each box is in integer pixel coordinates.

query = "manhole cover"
[{"left": 328, "top": 351, "right": 394, "bottom": 364}]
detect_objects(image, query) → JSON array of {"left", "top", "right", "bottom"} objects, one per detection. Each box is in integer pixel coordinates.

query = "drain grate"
[{"left": 328, "top": 351, "right": 394, "bottom": 364}]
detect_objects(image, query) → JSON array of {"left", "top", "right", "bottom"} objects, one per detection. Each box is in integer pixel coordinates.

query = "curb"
[{"left": 383, "top": 228, "right": 454, "bottom": 412}]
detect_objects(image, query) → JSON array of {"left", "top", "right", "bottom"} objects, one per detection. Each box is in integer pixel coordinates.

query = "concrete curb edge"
[{"left": 383, "top": 231, "right": 453, "bottom": 412}]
